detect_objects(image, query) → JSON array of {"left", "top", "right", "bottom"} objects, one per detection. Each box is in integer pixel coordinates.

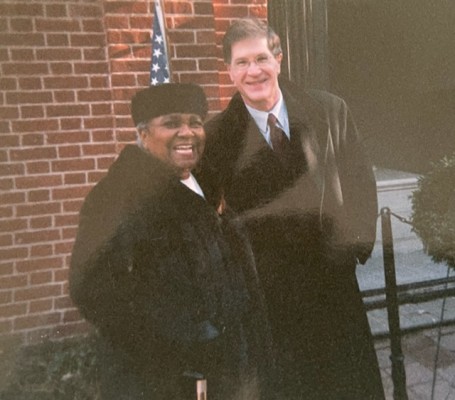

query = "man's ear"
[
  {"left": 226, "top": 63, "right": 235, "bottom": 83},
  {"left": 276, "top": 52, "right": 283, "bottom": 74}
]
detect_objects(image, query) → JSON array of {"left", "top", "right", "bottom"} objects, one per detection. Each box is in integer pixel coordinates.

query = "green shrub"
[
  {"left": 411, "top": 153, "right": 455, "bottom": 269},
  {"left": 0, "top": 334, "right": 100, "bottom": 400}
]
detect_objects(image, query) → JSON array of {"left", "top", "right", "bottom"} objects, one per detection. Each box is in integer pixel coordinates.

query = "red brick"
[
  {"left": 64, "top": 173, "right": 86, "bottom": 185},
  {"left": 83, "top": 48, "right": 106, "bottom": 61},
  {"left": 82, "top": 143, "right": 116, "bottom": 155},
  {"left": 49, "top": 62, "right": 73, "bottom": 75},
  {"left": 175, "top": 44, "right": 218, "bottom": 58},
  {"left": 105, "top": 15, "right": 129, "bottom": 29},
  {"left": 168, "top": 30, "right": 196, "bottom": 44},
  {"left": 69, "top": 4, "right": 102, "bottom": 18},
  {"left": 30, "top": 245, "right": 53, "bottom": 258},
  {"left": 21, "top": 105, "right": 45, "bottom": 119},
  {"left": 108, "top": 44, "right": 132, "bottom": 59},
  {"left": 13, "top": 119, "right": 59, "bottom": 133},
  {"left": 0, "top": 206, "right": 13, "bottom": 218},
  {"left": 36, "top": 18, "right": 80, "bottom": 32},
  {"left": 115, "top": 130, "right": 136, "bottom": 142},
  {"left": 7, "top": 91, "right": 52, "bottom": 105},
  {"left": 0, "top": 247, "right": 28, "bottom": 261},
  {"left": 52, "top": 185, "right": 91, "bottom": 200},
  {"left": 179, "top": 72, "right": 219, "bottom": 85},
  {"left": 171, "top": 16, "right": 214, "bottom": 30},
  {"left": 28, "top": 190, "right": 50, "bottom": 203},
  {"left": 84, "top": 117, "right": 115, "bottom": 129},
  {"left": 54, "top": 91, "right": 76, "bottom": 103},
  {"left": 16, "top": 229, "right": 61, "bottom": 244},
  {"left": 0, "top": 219, "right": 27, "bottom": 233},
  {"left": 47, "top": 34, "right": 69, "bottom": 47},
  {"left": 92, "top": 130, "right": 114, "bottom": 142},
  {"left": 29, "top": 216, "right": 52, "bottom": 229},
  {"left": 110, "top": 59, "right": 150, "bottom": 73},
  {"left": 21, "top": 134, "right": 44, "bottom": 146},
  {"left": 96, "top": 156, "right": 118, "bottom": 168},
  {"left": 0, "top": 291, "right": 12, "bottom": 305},
  {"left": 0, "top": 262, "right": 14, "bottom": 276},
  {"left": 10, "top": 47, "right": 34, "bottom": 58},
  {"left": 16, "top": 257, "right": 64, "bottom": 274},
  {"left": 16, "top": 201, "right": 61, "bottom": 217},
  {"left": 0, "top": 3, "right": 44, "bottom": 17},
  {"left": 0, "top": 78, "right": 17, "bottom": 91},
  {"left": 54, "top": 296, "right": 73, "bottom": 310},
  {"left": 51, "top": 158, "right": 95, "bottom": 173},
  {"left": 37, "top": 48, "right": 82, "bottom": 61},
  {"left": 43, "top": 76, "right": 88, "bottom": 89},
  {"left": 14, "top": 312, "right": 62, "bottom": 330},
  {"left": 61, "top": 226, "right": 78, "bottom": 239},
  {"left": 0, "top": 179, "right": 13, "bottom": 191},
  {"left": 74, "top": 62, "right": 109, "bottom": 75},
  {"left": 55, "top": 214, "right": 79, "bottom": 227},
  {"left": 46, "top": 131, "right": 90, "bottom": 144},
  {"left": 88, "top": 171, "right": 108, "bottom": 183},
  {"left": 58, "top": 145, "right": 81, "bottom": 158},
  {"left": 62, "top": 200, "right": 84, "bottom": 213},
  {"left": 195, "top": 2, "right": 214, "bottom": 15},
  {"left": 91, "top": 103, "right": 112, "bottom": 116},
  {"left": 54, "top": 268, "right": 69, "bottom": 283},
  {"left": 10, "top": 147, "right": 57, "bottom": 161},
  {"left": 77, "top": 89, "right": 111, "bottom": 102},
  {"left": 0, "top": 163, "right": 24, "bottom": 176},
  {"left": 0, "top": 275, "right": 28, "bottom": 290},
  {"left": 63, "top": 309, "right": 81, "bottom": 323},
  {"left": 82, "top": 19, "right": 105, "bottom": 33},
  {"left": 71, "top": 33, "right": 106, "bottom": 47},
  {"left": 25, "top": 161, "right": 51, "bottom": 175},
  {"left": 0, "top": 234, "right": 13, "bottom": 246},
  {"left": 54, "top": 240, "right": 75, "bottom": 254},
  {"left": 104, "top": 1, "right": 147, "bottom": 15},
  {"left": 0, "top": 303, "right": 27, "bottom": 318},
  {"left": 60, "top": 118, "right": 82, "bottom": 131},
  {"left": 45, "top": 4, "right": 67, "bottom": 18},
  {"left": 15, "top": 174, "right": 61, "bottom": 189},
  {"left": 89, "top": 76, "right": 109, "bottom": 88},
  {"left": 47, "top": 104, "right": 89, "bottom": 118},
  {"left": 129, "top": 16, "right": 151, "bottom": 29},
  {"left": 29, "top": 299, "right": 53, "bottom": 313},
  {"left": 0, "top": 135, "right": 20, "bottom": 147},
  {"left": 30, "top": 270, "right": 53, "bottom": 285},
  {"left": 0, "top": 33, "right": 45, "bottom": 47}
]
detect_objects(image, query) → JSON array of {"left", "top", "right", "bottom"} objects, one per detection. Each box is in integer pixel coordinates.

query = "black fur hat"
[{"left": 131, "top": 83, "right": 208, "bottom": 126}]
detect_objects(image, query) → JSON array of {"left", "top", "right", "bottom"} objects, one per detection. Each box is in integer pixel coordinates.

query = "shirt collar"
[{"left": 245, "top": 90, "right": 289, "bottom": 136}]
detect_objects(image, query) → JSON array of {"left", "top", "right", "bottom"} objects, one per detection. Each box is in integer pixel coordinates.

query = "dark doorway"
[{"left": 269, "top": 0, "right": 455, "bottom": 173}]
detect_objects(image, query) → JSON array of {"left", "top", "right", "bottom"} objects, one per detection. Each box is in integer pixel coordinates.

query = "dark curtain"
[{"left": 268, "top": 0, "right": 329, "bottom": 90}]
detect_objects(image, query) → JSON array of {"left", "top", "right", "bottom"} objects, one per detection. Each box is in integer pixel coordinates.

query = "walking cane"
[
  {"left": 196, "top": 378, "right": 207, "bottom": 400},
  {"left": 183, "top": 371, "right": 207, "bottom": 400}
]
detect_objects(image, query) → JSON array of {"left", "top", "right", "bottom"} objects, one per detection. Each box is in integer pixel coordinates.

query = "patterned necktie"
[{"left": 268, "top": 113, "right": 289, "bottom": 155}]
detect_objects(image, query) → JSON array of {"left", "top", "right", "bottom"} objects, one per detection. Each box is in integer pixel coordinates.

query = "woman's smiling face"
[{"left": 140, "top": 113, "right": 206, "bottom": 179}]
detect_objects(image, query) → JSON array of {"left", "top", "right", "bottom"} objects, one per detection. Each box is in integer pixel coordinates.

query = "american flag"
[{"left": 150, "top": 2, "right": 170, "bottom": 86}]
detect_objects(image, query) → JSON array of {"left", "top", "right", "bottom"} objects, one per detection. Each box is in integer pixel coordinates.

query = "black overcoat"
[
  {"left": 198, "top": 80, "right": 385, "bottom": 399},
  {"left": 70, "top": 145, "right": 274, "bottom": 400}
]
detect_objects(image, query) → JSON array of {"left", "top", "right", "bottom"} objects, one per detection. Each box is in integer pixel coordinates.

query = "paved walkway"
[{"left": 359, "top": 168, "right": 455, "bottom": 399}]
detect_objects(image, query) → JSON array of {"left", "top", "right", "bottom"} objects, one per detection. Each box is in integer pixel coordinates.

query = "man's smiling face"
[{"left": 227, "top": 36, "right": 282, "bottom": 112}]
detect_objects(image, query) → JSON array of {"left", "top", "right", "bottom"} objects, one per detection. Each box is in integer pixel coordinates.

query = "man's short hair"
[{"left": 222, "top": 18, "right": 282, "bottom": 64}]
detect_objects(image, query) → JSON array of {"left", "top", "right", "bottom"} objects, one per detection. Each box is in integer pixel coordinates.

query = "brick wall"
[{"left": 0, "top": 0, "right": 267, "bottom": 346}]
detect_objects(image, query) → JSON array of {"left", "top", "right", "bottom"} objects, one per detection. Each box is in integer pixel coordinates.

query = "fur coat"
[
  {"left": 70, "top": 145, "right": 274, "bottom": 400},
  {"left": 198, "top": 79, "right": 385, "bottom": 399}
]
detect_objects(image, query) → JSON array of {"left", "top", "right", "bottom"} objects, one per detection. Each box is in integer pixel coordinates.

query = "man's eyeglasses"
[{"left": 231, "top": 54, "right": 273, "bottom": 71}]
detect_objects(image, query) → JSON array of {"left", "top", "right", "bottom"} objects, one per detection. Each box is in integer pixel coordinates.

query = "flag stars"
[
  {"left": 153, "top": 48, "right": 163, "bottom": 58},
  {"left": 154, "top": 35, "right": 163, "bottom": 45}
]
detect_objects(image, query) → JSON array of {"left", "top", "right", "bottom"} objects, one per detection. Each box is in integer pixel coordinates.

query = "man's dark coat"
[
  {"left": 70, "top": 145, "right": 274, "bottom": 400},
  {"left": 198, "top": 79, "right": 385, "bottom": 399}
]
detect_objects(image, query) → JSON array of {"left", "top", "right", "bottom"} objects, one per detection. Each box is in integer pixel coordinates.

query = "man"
[
  {"left": 198, "top": 19, "right": 385, "bottom": 399},
  {"left": 70, "top": 83, "right": 274, "bottom": 400}
]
